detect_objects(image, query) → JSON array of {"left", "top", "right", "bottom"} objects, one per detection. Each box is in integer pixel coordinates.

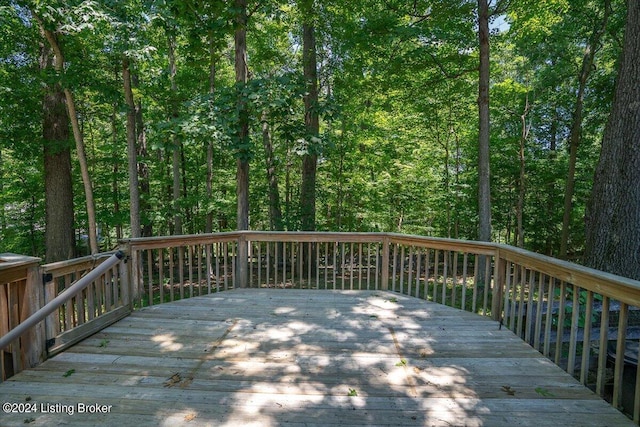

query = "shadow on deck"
[{"left": 0, "top": 289, "right": 634, "bottom": 426}]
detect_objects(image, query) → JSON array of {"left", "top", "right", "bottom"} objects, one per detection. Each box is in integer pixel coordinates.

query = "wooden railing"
[
  {"left": 124, "top": 232, "right": 498, "bottom": 314},
  {"left": 124, "top": 231, "right": 640, "bottom": 421},
  {"left": 41, "top": 252, "right": 130, "bottom": 355},
  {"left": 3, "top": 232, "right": 640, "bottom": 422},
  {"left": 0, "top": 252, "right": 128, "bottom": 381},
  {"left": 0, "top": 254, "right": 44, "bottom": 381},
  {"left": 495, "top": 244, "right": 640, "bottom": 421}
]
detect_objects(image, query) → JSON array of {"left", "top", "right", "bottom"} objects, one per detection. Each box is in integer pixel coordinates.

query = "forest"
[{"left": 0, "top": 1, "right": 638, "bottom": 279}]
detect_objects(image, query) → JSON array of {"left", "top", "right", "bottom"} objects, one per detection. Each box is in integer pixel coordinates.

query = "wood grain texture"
[{"left": 0, "top": 289, "right": 633, "bottom": 426}]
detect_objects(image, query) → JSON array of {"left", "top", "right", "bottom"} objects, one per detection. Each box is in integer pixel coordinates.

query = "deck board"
[{"left": 0, "top": 289, "right": 633, "bottom": 426}]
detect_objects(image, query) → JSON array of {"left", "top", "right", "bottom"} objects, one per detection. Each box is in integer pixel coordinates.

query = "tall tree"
[
  {"left": 235, "top": 0, "right": 250, "bottom": 231},
  {"left": 123, "top": 57, "right": 141, "bottom": 238},
  {"left": 299, "top": 0, "right": 320, "bottom": 231},
  {"left": 40, "top": 42, "right": 75, "bottom": 263},
  {"left": 559, "top": 0, "right": 611, "bottom": 258},
  {"left": 167, "top": 29, "right": 183, "bottom": 235},
  {"left": 262, "top": 110, "right": 284, "bottom": 231},
  {"left": 584, "top": 1, "right": 640, "bottom": 280},
  {"left": 36, "top": 12, "right": 99, "bottom": 254},
  {"left": 477, "top": 0, "right": 491, "bottom": 242}
]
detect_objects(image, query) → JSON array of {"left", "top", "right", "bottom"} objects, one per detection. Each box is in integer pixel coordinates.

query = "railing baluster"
[
  {"left": 392, "top": 244, "right": 398, "bottom": 292},
  {"left": 567, "top": 284, "right": 581, "bottom": 375},
  {"left": 471, "top": 254, "right": 478, "bottom": 312},
  {"left": 524, "top": 270, "right": 535, "bottom": 344},
  {"left": 366, "top": 243, "right": 372, "bottom": 290},
  {"left": 580, "top": 290, "right": 594, "bottom": 384},
  {"left": 158, "top": 249, "right": 164, "bottom": 304},
  {"left": 223, "top": 242, "right": 229, "bottom": 291},
  {"left": 144, "top": 250, "right": 151, "bottom": 307},
  {"left": 516, "top": 266, "right": 526, "bottom": 338},
  {"left": 451, "top": 252, "right": 458, "bottom": 308},
  {"left": 283, "top": 241, "right": 288, "bottom": 287},
  {"left": 596, "top": 296, "right": 610, "bottom": 396},
  {"left": 399, "top": 245, "right": 405, "bottom": 295},
  {"left": 543, "top": 275, "right": 555, "bottom": 358},
  {"left": 358, "top": 243, "right": 363, "bottom": 290},
  {"left": 422, "top": 248, "right": 430, "bottom": 299},
  {"left": 375, "top": 242, "right": 381, "bottom": 290},
  {"left": 86, "top": 274, "right": 95, "bottom": 321},
  {"left": 461, "top": 253, "right": 468, "bottom": 310},
  {"left": 415, "top": 248, "right": 422, "bottom": 298},
  {"left": 314, "top": 242, "right": 320, "bottom": 289},
  {"left": 505, "top": 263, "right": 518, "bottom": 332},
  {"left": 256, "top": 242, "right": 262, "bottom": 289},
  {"left": 198, "top": 244, "right": 204, "bottom": 295},
  {"left": 555, "top": 281, "right": 567, "bottom": 366},
  {"left": 169, "top": 247, "right": 175, "bottom": 302},
  {"left": 483, "top": 258, "right": 491, "bottom": 316},
  {"left": 433, "top": 250, "right": 439, "bottom": 303},
  {"left": 612, "top": 302, "right": 628, "bottom": 410},
  {"left": 349, "top": 242, "right": 354, "bottom": 290},
  {"left": 309, "top": 242, "right": 313, "bottom": 288},
  {"left": 273, "top": 240, "right": 277, "bottom": 288},
  {"left": 249, "top": 241, "right": 254, "bottom": 288},
  {"left": 231, "top": 242, "right": 236, "bottom": 288},
  {"left": 188, "top": 246, "right": 195, "bottom": 297},
  {"left": 340, "top": 242, "right": 347, "bottom": 290},
  {"left": 332, "top": 242, "right": 337, "bottom": 290},
  {"left": 324, "top": 242, "right": 329, "bottom": 289},
  {"left": 442, "top": 250, "right": 448, "bottom": 305},
  {"left": 206, "top": 244, "right": 212, "bottom": 293},
  {"left": 533, "top": 273, "right": 545, "bottom": 351}
]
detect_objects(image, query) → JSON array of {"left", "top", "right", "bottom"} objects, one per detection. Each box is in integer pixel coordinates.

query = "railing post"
[
  {"left": 0, "top": 254, "right": 45, "bottom": 380},
  {"left": 119, "top": 242, "right": 131, "bottom": 308},
  {"left": 237, "top": 233, "right": 248, "bottom": 288},
  {"left": 128, "top": 243, "right": 141, "bottom": 307},
  {"left": 22, "top": 262, "right": 45, "bottom": 369},
  {"left": 491, "top": 250, "right": 505, "bottom": 322},
  {"left": 381, "top": 236, "right": 390, "bottom": 291}
]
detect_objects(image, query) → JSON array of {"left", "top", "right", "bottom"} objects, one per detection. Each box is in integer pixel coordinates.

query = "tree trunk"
[
  {"left": 584, "top": 2, "right": 640, "bottom": 280},
  {"left": 516, "top": 95, "right": 530, "bottom": 248},
  {"left": 206, "top": 35, "right": 217, "bottom": 234},
  {"left": 300, "top": 0, "right": 320, "bottom": 231},
  {"left": 235, "top": 0, "right": 250, "bottom": 231},
  {"left": 477, "top": 0, "right": 491, "bottom": 242},
  {"left": 41, "top": 44, "right": 75, "bottom": 263},
  {"left": 110, "top": 89, "right": 122, "bottom": 242},
  {"left": 132, "top": 73, "right": 152, "bottom": 237},
  {"left": 37, "top": 19, "right": 98, "bottom": 255},
  {"left": 123, "top": 57, "right": 141, "bottom": 238},
  {"left": 168, "top": 32, "right": 183, "bottom": 235},
  {"left": 262, "top": 111, "right": 284, "bottom": 231},
  {"left": 559, "top": 0, "right": 610, "bottom": 258}
]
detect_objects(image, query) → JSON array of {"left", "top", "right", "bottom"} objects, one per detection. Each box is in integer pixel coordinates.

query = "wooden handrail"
[
  {"left": 5, "top": 232, "right": 640, "bottom": 419},
  {"left": 497, "top": 244, "right": 640, "bottom": 307},
  {"left": 0, "top": 251, "right": 125, "bottom": 351}
]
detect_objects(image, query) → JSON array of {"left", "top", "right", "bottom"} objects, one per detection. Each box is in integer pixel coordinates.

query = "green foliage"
[{"left": 0, "top": 0, "right": 623, "bottom": 257}]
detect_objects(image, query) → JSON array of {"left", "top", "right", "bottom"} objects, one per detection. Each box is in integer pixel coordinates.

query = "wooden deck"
[{"left": 0, "top": 289, "right": 633, "bottom": 426}]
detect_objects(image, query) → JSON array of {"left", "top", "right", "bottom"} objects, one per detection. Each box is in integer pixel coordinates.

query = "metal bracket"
[{"left": 42, "top": 273, "right": 53, "bottom": 284}]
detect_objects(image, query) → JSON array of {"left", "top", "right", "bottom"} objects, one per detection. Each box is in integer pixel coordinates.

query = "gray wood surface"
[{"left": 0, "top": 289, "right": 633, "bottom": 426}]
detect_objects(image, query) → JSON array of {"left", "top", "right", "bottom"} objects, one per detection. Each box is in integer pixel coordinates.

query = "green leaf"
[{"left": 535, "top": 387, "right": 555, "bottom": 397}]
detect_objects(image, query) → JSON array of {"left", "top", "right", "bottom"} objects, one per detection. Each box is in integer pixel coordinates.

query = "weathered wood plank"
[{"left": 0, "top": 289, "right": 633, "bottom": 427}]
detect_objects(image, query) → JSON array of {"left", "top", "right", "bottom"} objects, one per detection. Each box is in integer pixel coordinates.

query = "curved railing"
[{"left": 3, "top": 232, "right": 640, "bottom": 422}]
